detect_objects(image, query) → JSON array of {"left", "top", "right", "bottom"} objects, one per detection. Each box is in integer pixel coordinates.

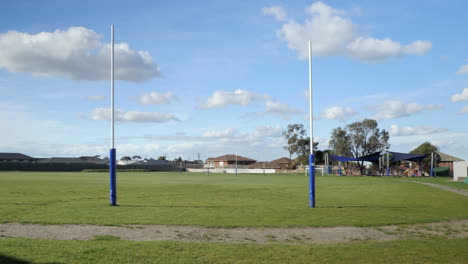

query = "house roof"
[
  {"left": 0, "top": 153, "right": 34, "bottom": 160},
  {"left": 37, "top": 157, "right": 93, "bottom": 164},
  {"left": 437, "top": 152, "right": 464, "bottom": 162},
  {"left": 137, "top": 159, "right": 173, "bottom": 165},
  {"left": 249, "top": 161, "right": 278, "bottom": 169},
  {"left": 206, "top": 154, "right": 256, "bottom": 162},
  {"left": 270, "top": 157, "right": 292, "bottom": 164}
]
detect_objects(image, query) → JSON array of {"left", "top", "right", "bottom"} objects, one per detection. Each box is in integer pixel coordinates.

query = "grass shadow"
[
  {"left": 0, "top": 254, "right": 61, "bottom": 264},
  {"left": 0, "top": 203, "right": 48, "bottom": 206}
]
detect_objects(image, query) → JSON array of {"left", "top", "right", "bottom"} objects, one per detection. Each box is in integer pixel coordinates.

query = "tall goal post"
[
  {"left": 109, "top": 25, "right": 117, "bottom": 206},
  {"left": 308, "top": 40, "right": 315, "bottom": 208}
]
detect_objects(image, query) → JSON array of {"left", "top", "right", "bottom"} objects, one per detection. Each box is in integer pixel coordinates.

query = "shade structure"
[
  {"left": 388, "top": 151, "right": 428, "bottom": 162},
  {"left": 329, "top": 155, "right": 358, "bottom": 162}
]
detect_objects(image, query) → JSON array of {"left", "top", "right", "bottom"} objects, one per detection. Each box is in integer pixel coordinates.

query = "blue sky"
[{"left": 1, "top": 0, "right": 467, "bottom": 161}]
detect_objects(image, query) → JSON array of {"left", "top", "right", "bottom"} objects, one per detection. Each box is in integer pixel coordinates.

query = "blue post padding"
[
  {"left": 430, "top": 168, "right": 433, "bottom": 177},
  {"left": 309, "top": 154, "right": 315, "bottom": 208},
  {"left": 110, "top": 148, "right": 117, "bottom": 206},
  {"left": 386, "top": 167, "right": 390, "bottom": 176},
  {"left": 327, "top": 165, "right": 331, "bottom": 175}
]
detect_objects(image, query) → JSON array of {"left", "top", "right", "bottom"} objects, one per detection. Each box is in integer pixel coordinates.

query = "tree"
[
  {"left": 120, "top": 156, "right": 131, "bottom": 161},
  {"left": 329, "top": 119, "right": 389, "bottom": 175},
  {"left": 329, "top": 127, "right": 352, "bottom": 157},
  {"left": 158, "top": 156, "right": 167, "bottom": 161},
  {"left": 282, "top": 124, "right": 318, "bottom": 165},
  {"left": 410, "top": 142, "right": 439, "bottom": 170},
  {"left": 132, "top": 155, "right": 142, "bottom": 160}
]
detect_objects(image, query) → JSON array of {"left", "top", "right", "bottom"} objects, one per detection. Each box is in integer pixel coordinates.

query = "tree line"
[{"left": 283, "top": 119, "right": 440, "bottom": 174}]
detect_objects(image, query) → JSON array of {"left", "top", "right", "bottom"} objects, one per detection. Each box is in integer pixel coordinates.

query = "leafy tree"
[
  {"left": 158, "top": 156, "right": 167, "bottom": 161},
  {"left": 329, "top": 119, "right": 389, "bottom": 174},
  {"left": 329, "top": 127, "right": 352, "bottom": 157},
  {"left": 282, "top": 124, "right": 318, "bottom": 165},
  {"left": 132, "top": 155, "right": 142, "bottom": 160},
  {"left": 410, "top": 142, "right": 439, "bottom": 170},
  {"left": 120, "top": 156, "right": 131, "bottom": 161}
]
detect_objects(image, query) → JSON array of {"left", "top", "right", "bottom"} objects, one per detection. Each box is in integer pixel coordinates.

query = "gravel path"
[
  {"left": 1, "top": 220, "right": 467, "bottom": 244},
  {"left": 399, "top": 180, "right": 468, "bottom": 197}
]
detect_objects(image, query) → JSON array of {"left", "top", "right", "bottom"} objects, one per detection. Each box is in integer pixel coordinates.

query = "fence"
[
  {"left": 187, "top": 168, "right": 276, "bottom": 174},
  {"left": 0, "top": 163, "right": 179, "bottom": 172}
]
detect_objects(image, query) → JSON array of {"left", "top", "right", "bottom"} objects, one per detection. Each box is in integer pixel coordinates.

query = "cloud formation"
[
  {"left": 460, "top": 106, "right": 468, "bottom": 114},
  {"left": 389, "top": 125, "right": 447, "bottom": 136},
  {"left": 199, "top": 89, "right": 270, "bottom": 109},
  {"left": 0, "top": 27, "right": 160, "bottom": 82},
  {"left": 90, "top": 108, "right": 180, "bottom": 123},
  {"left": 456, "top": 64, "right": 468, "bottom": 75},
  {"left": 139, "top": 91, "right": 176, "bottom": 105},
  {"left": 321, "top": 106, "right": 355, "bottom": 121},
  {"left": 265, "top": 101, "right": 303, "bottom": 120},
  {"left": 265, "top": 2, "right": 431, "bottom": 61},
  {"left": 262, "top": 6, "right": 287, "bottom": 21},
  {"left": 451, "top": 88, "right": 468, "bottom": 102},
  {"left": 374, "top": 100, "right": 442, "bottom": 120}
]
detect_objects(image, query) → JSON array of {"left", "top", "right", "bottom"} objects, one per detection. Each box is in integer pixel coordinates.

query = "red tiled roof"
[
  {"left": 270, "top": 157, "right": 292, "bottom": 164},
  {"left": 206, "top": 154, "right": 256, "bottom": 162}
]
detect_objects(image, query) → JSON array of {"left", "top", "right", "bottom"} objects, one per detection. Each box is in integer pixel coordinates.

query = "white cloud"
[
  {"left": 456, "top": 64, "right": 468, "bottom": 75},
  {"left": 0, "top": 27, "right": 160, "bottom": 82},
  {"left": 90, "top": 108, "right": 180, "bottom": 123},
  {"left": 199, "top": 89, "right": 270, "bottom": 109},
  {"left": 389, "top": 125, "right": 447, "bottom": 137},
  {"left": 460, "top": 105, "right": 468, "bottom": 114},
  {"left": 202, "top": 128, "right": 237, "bottom": 138},
  {"left": 346, "top": 37, "right": 432, "bottom": 61},
  {"left": 265, "top": 101, "right": 303, "bottom": 120},
  {"left": 321, "top": 106, "right": 355, "bottom": 121},
  {"left": 269, "top": 2, "right": 431, "bottom": 61},
  {"left": 451, "top": 88, "right": 468, "bottom": 102},
  {"left": 403, "top": 41, "right": 433, "bottom": 55},
  {"left": 277, "top": 2, "right": 356, "bottom": 59},
  {"left": 262, "top": 6, "right": 287, "bottom": 21},
  {"left": 139, "top": 91, "right": 176, "bottom": 105},
  {"left": 374, "top": 101, "right": 442, "bottom": 120},
  {"left": 253, "top": 125, "right": 283, "bottom": 138},
  {"left": 85, "top": 95, "right": 105, "bottom": 101}
]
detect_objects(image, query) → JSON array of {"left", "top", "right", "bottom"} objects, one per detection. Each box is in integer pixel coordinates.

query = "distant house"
[
  {"left": 437, "top": 152, "right": 464, "bottom": 176},
  {"left": 248, "top": 161, "right": 277, "bottom": 169},
  {"left": 269, "top": 157, "right": 295, "bottom": 170},
  {"left": 117, "top": 159, "right": 139, "bottom": 166},
  {"left": 37, "top": 157, "right": 106, "bottom": 164},
  {"left": 206, "top": 154, "right": 256, "bottom": 168},
  {"left": 0, "top": 153, "right": 35, "bottom": 163},
  {"left": 137, "top": 159, "right": 173, "bottom": 166},
  {"left": 249, "top": 157, "right": 295, "bottom": 170}
]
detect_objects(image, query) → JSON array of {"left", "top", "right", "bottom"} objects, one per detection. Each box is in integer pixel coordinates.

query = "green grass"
[
  {"left": 395, "top": 177, "right": 468, "bottom": 190},
  {"left": 0, "top": 172, "right": 466, "bottom": 227},
  {"left": 0, "top": 237, "right": 467, "bottom": 264}
]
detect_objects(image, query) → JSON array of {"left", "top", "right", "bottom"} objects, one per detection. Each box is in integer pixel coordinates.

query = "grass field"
[
  {"left": 1, "top": 237, "right": 467, "bottom": 264},
  {"left": 395, "top": 176, "right": 468, "bottom": 190},
  {"left": 0, "top": 171, "right": 467, "bottom": 227},
  {"left": 0, "top": 171, "right": 467, "bottom": 263}
]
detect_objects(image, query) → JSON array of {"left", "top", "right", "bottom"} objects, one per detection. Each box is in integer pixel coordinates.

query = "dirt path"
[
  {"left": 1, "top": 220, "right": 467, "bottom": 244},
  {"left": 399, "top": 180, "right": 468, "bottom": 197}
]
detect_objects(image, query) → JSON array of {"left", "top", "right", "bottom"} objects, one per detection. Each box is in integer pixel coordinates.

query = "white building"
[{"left": 453, "top": 161, "right": 468, "bottom": 181}]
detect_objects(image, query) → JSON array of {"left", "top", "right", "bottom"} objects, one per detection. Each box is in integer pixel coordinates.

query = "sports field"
[{"left": 0, "top": 171, "right": 467, "bottom": 263}]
